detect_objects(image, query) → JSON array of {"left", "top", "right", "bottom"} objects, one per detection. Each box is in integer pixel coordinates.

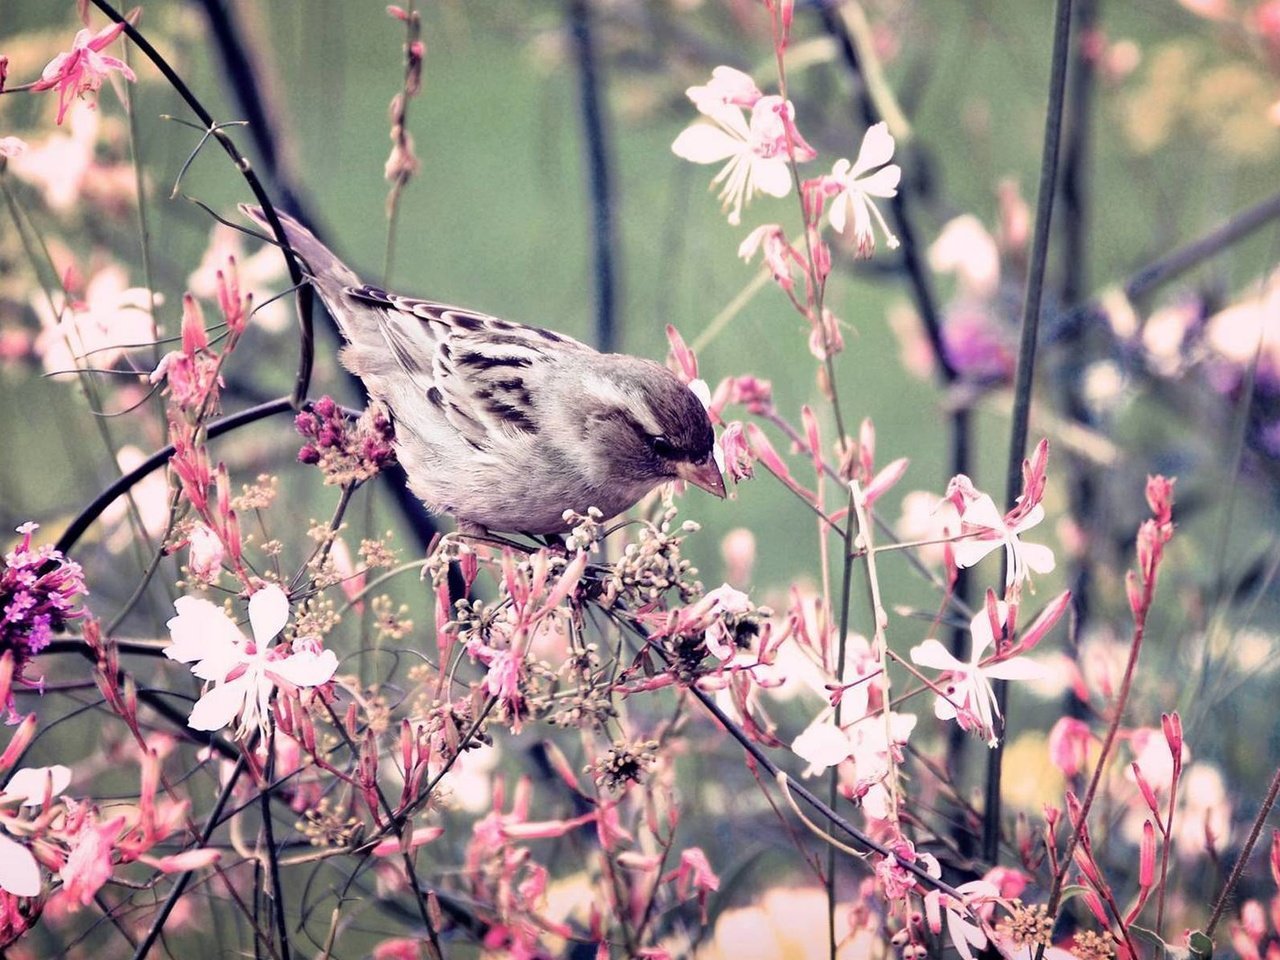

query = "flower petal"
[
  {"left": 0, "top": 833, "right": 41, "bottom": 897},
  {"left": 1020, "top": 542, "right": 1057, "bottom": 575},
  {"left": 984, "top": 657, "right": 1045, "bottom": 681},
  {"left": 856, "top": 165, "right": 901, "bottom": 198},
  {"left": 752, "top": 157, "right": 794, "bottom": 198},
  {"left": 672, "top": 123, "right": 743, "bottom": 164},
  {"left": 1, "top": 765, "right": 72, "bottom": 806},
  {"left": 165, "top": 596, "right": 243, "bottom": 664},
  {"left": 269, "top": 649, "right": 339, "bottom": 689},
  {"left": 187, "top": 676, "right": 249, "bottom": 732},
  {"left": 248, "top": 585, "right": 290, "bottom": 645},
  {"left": 850, "top": 122, "right": 895, "bottom": 178},
  {"left": 910, "top": 638, "right": 964, "bottom": 672}
]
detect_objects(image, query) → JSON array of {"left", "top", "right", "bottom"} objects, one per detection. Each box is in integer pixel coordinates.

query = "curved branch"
[
  {"left": 55, "top": 396, "right": 293, "bottom": 555},
  {"left": 89, "top": 0, "right": 314, "bottom": 406}
]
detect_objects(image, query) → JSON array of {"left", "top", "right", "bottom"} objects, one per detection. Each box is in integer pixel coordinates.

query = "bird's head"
[{"left": 578, "top": 359, "right": 726, "bottom": 501}]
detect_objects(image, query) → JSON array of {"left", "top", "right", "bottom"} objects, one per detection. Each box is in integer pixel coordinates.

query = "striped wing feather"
[{"left": 345, "top": 285, "right": 589, "bottom": 450}]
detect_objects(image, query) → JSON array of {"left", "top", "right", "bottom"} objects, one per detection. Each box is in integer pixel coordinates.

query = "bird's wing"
[{"left": 345, "top": 285, "right": 591, "bottom": 450}]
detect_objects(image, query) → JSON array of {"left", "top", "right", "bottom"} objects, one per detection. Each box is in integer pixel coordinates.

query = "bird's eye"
[{"left": 649, "top": 435, "right": 678, "bottom": 459}]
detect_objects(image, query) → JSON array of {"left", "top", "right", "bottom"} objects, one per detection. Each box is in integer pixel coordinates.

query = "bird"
[{"left": 240, "top": 206, "right": 726, "bottom": 536}]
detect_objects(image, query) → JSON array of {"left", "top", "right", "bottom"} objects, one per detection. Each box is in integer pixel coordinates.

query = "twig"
[
  {"left": 132, "top": 757, "right": 256, "bottom": 960},
  {"left": 1205, "top": 764, "right": 1280, "bottom": 936}
]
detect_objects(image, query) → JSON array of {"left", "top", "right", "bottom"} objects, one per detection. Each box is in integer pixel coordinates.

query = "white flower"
[
  {"left": 673, "top": 94, "right": 812, "bottom": 226},
  {"left": 953, "top": 493, "right": 1055, "bottom": 588},
  {"left": 165, "top": 585, "right": 338, "bottom": 741},
  {"left": 910, "top": 603, "right": 1043, "bottom": 747},
  {"left": 826, "top": 122, "right": 902, "bottom": 258}
]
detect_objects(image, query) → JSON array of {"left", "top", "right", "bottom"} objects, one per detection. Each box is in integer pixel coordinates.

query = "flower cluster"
[
  {"left": 1, "top": 523, "right": 85, "bottom": 716},
  {"left": 296, "top": 395, "right": 397, "bottom": 487}
]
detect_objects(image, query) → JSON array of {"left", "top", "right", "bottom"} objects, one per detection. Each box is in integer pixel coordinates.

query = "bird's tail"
[{"left": 239, "top": 205, "right": 365, "bottom": 338}]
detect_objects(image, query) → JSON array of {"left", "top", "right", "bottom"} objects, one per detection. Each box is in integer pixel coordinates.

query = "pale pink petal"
[
  {"left": 983, "top": 657, "right": 1045, "bottom": 681},
  {"left": 961, "top": 493, "right": 1004, "bottom": 530},
  {"left": 248, "top": 585, "right": 290, "bottom": 645},
  {"left": 672, "top": 124, "right": 743, "bottom": 164},
  {"left": 269, "top": 649, "right": 339, "bottom": 689},
  {"left": 910, "top": 638, "right": 964, "bottom": 672},
  {"left": 1019, "top": 542, "right": 1057, "bottom": 575},
  {"left": 856, "top": 165, "right": 901, "bottom": 198},
  {"left": 1, "top": 765, "right": 72, "bottom": 806},
  {"left": 0, "top": 833, "right": 41, "bottom": 897},
  {"left": 952, "top": 537, "right": 1004, "bottom": 570},
  {"left": 187, "top": 677, "right": 249, "bottom": 732},
  {"left": 752, "top": 157, "right": 794, "bottom": 198},
  {"left": 828, "top": 192, "right": 851, "bottom": 234},
  {"left": 849, "top": 122, "right": 896, "bottom": 178},
  {"left": 166, "top": 597, "right": 243, "bottom": 664},
  {"left": 792, "top": 719, "right": 853, "bottom": 774}
]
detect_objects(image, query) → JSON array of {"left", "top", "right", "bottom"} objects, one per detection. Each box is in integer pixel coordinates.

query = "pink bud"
[
  {"left": 0, "top": 713, "right": 37, "bottom": 771},
  {"left": 1162, "top": 711, "right": 1183, "bottom": 760},
  {"left": 1018, "top": 590, "right": 1072, "bottom": 652},
  {"left": 1131, "top": 762, "right": 1162, "bottom": 818},
  {"left": 150, "top": 848, "right": 222, "bottom": 873},
  {"left": 1145, "top": 475, "right": 1175, "bottom": 525},
  {"left": 864, "top": 458, "right": 909, "bottom": 507},
  {"left": 1139, "top": 820, "right": 1156, "bottom": 888},
  {"left": 665, "top": 324, "right": 698, "bottom": 382},
  {"left": 180, "top": 294, "right": 208, "bottom": 355}
]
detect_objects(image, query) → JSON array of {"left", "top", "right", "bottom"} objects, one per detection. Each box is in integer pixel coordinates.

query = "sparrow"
[{"left": 241, "top": 206, "right": 726, "bottom": 535}]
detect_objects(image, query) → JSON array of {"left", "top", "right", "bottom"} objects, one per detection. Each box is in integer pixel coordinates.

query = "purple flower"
[{"left": 1, "top": 523, "right": 86, "bottom": 716}]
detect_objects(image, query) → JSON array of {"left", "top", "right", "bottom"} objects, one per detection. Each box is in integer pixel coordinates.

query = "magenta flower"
[
  {"left": 1, "top": 524, "right": 86, "bottom": 717},
  {"left": 31, "top": 21, "right": 137, "bottom": 125}
]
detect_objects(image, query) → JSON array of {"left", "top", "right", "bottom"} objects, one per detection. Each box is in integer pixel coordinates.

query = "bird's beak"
[{"left": 677, "top": 458, "right": 727, "bottom": 499}]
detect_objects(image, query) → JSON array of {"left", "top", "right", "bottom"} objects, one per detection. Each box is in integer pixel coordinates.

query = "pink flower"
[
  {"left": 673, "top": 84, "right": 815, "bottom": 226},
  {"left": 1048, "top": 717, "right": 1093, "bottom": 777},
  {"left": 824, "top": 123, "right": 901, "bottom": 258},
  {"left": 910, "top": 602, "right": 1043, "bottom": 746},
  {"left": 923, "top": 881, "right": 999, "bottom": 960},
  {"left": 165, "top": 585, "right": 338, "bottom": 741},
  {"left": 719, "top": 422, "right": 754, "bottom": 483},
  {"left": 60, "top": 813, "right": 125, "bottom": 907},
  {"left": 32, "top": 21, "right": 137, "bottom": 125},
  {"left": 738, "top": 223, "right": 799, "bottom": 290},
  {"left": 32, "top": 264, "right": 157, "bottom": 374},
  {"left": 0, "top": 138, "right": 24, "bottom": 159},
  {"left": 929, "top": 215, "right": 1000, "bottom": 299},
  {"left": 186, "top": 523, "right": 224, "bottom": 584},
  {"left": 7, "top": 103, "right": 99, "bottom": 211}
]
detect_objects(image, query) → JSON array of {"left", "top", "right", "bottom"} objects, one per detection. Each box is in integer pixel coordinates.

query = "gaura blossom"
[
  {"left": 31, "top": 21, "right": 137, "bottom": 125},
  {"left": 929, "top": 214, "right": 1001, "bottom": 299},
  {"left": 59, "top": 811, "right": 124, "bottom": 906},
  {"left": 952, "top": 491, "right": 1055, "bottom": 589},
  {"left": 0, "top": 766, "right": 69, "bottom": 899},
  {"left": 910, "top": 602, "right": 1043, "bottom": 747},
  {"left": 32, "top": 264, "right": 157, "bottom": 374},
  {"left": 165, "top": 584, "right": 338, "bottom": 741},
  {"left": 738, "top": 223, "right": 800, "bottom": 291},
  {"left": 824, "top": 122, "right": 901, "bottom": 258},
  {"left": 923, "top": 881, "right": 1000, "bottom": 960},
  {"left": 673, "top": 69, "right": 815, "bottom": 226}
]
